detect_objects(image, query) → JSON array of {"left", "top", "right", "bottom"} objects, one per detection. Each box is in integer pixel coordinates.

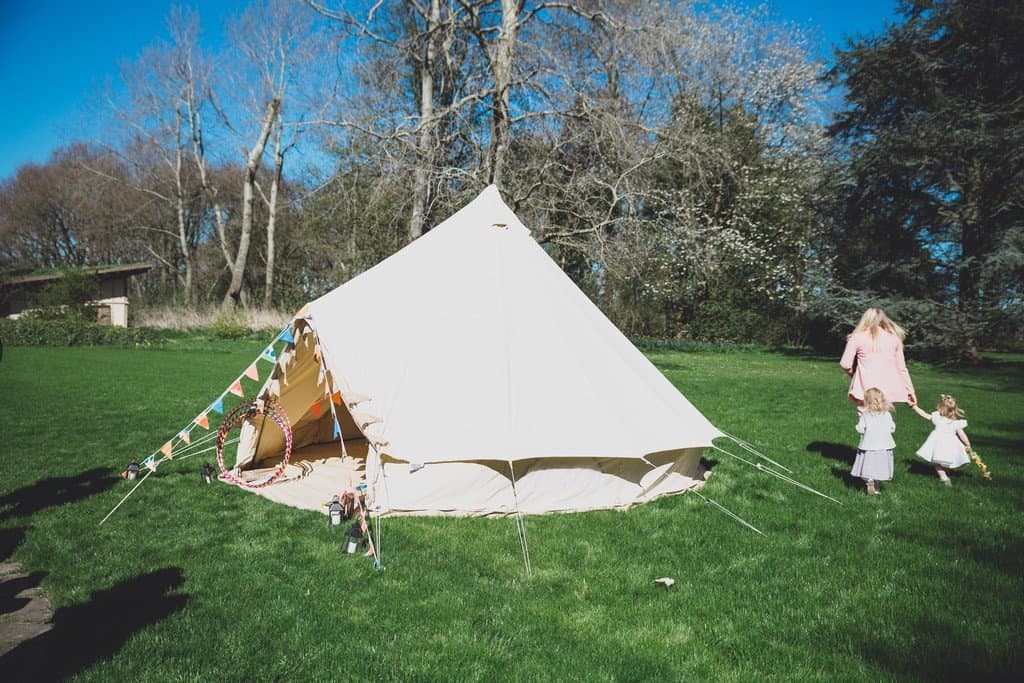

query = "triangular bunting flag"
[
  {"left": 333, "top": 418, "right": 340, "bottom": 439},
  {"left": 279, "top": 327, "right": 295, "bottom": 344},
  {"left": 210, "top": 396, "right": 224, "bottom": 415},
  {"left": 178, "top": 430, "right": 191, "bottom": 446},
  {"left": 195, "top": 413, "right": 210, "bottom": 430},
  {"left": 160, "top": 441, "right": 173, "bottom": 457},
  {"left": 261, "top": 346, "right": 276, "bottom": 362},
  {"left": 294, "top": 304, "right": 310, "bottom": 318},
  {"left": 331, "top": 391, "right": 342, "bottom": 405},
  {"left": 245, "top": 364, "right": 259, "bottom": 382},
  {"left": 142, "top": 454, "right": 157, "bottom": 472},
  {"left": 310, "top": 401, "right": 323, "bottom": 418},
  {"left": 229, "top": 379, "right": 244, "bottom": 397}
]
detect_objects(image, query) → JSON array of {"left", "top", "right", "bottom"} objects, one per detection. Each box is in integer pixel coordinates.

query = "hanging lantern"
[
  {"left": 201, "top": 461, "right": 215, "bottom": 485},
  {"left": 328, "top": 495, "right": 344, "bottom": 527},
  {"left": 344, "top": 522, "right": 364, "bottom": 554},
  {"left": 124, "top": 460, "right": 140, "bottom": 481}
]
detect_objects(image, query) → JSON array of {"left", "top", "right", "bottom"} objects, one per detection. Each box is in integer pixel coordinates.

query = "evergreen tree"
[{"left": 828, "top": 0, "right": 1024, "bottom": 355}]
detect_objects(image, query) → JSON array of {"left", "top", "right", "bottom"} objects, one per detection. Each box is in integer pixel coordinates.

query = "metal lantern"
[
  {"left": 126, "top": 460, "right": 140, "bottom": 481},
  {"left": 328, "top": 495, "right": 344, "bottom": 527},
  {"left": 344, "top": 522, "right": 364, "bottom": 554},
  {"left": 201, "top": 461, "right": 215, "bottom": 485}
]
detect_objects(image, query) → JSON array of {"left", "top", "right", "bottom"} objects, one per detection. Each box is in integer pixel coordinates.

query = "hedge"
[{"left": 0, "top": 318, "right": 163, "bottom": 347}]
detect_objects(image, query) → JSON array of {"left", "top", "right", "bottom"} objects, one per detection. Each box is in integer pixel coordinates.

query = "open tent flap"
[
  {"left": 369, "top": 447, "right": 709, "bottom": 517},
  {"left": 234, "top": 322, "right": 374, "bottom": 479}
]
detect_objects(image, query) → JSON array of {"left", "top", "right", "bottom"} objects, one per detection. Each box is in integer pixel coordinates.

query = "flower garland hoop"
[{"left": 216, "top": 397, "right": 293, "bottom": 489}]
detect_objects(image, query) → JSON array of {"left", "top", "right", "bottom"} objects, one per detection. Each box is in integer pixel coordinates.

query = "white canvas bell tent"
[{"left": 230, "top": 185, "right": 726, "bottom": 517}]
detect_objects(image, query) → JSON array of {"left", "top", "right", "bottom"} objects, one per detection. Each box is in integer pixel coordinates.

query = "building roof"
[{"left": 2, "top": 262, "right": 152, "bottom": 287}]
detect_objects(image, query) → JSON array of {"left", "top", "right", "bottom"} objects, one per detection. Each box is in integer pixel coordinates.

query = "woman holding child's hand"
[{"left": 840, "top": 307, "right": 916, "bottom": 414}]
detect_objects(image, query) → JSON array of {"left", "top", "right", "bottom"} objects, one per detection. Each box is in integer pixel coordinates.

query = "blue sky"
[{"left": 0, "top": 0, "right": 900, "bottom": 181}]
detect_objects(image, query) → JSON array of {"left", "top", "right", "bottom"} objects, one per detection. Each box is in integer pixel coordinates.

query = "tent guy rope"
[
  {"left": 710, "top": 444, "right": 842, "bottom": 505},
  {"left": 100, "top": 325, "right": 293, "bottom": 525}
]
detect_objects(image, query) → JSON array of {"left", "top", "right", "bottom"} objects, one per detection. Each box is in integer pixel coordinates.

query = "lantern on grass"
[
  {"left": 125, "top": 460, "right": 140, "bottom": 481},
  {"left": 201, "top": 461, "right": 215, "bottom": 485},
  {"left": 344, "top": 522, "right": 364, "bottom": 554},
  {"left": 328, "top": 495, "right": 344, "bottom": 527}
]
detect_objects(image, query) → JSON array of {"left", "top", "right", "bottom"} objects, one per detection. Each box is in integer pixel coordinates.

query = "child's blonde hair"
[
  {"left": 849, "top": 307, "right": 907, "bottom": 341},
  {"left": 937, "top": 394, "right": 965, "bottom": 419},
  {"left": 863, "top": 387, "right": 892, "bottom": 414}
]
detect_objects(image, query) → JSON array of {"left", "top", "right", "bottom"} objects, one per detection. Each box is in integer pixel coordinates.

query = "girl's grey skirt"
[{"left": 851, "top": 449, "right": 893, "bottom": 481}]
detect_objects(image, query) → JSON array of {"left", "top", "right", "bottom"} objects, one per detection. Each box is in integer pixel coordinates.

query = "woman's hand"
[{"left": 907, "top": 394, "right": 917, "bottom": 406}]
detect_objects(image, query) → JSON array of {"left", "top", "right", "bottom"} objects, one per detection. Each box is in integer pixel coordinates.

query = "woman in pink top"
[{"left": 840, "top": 308, "right": 917, "bottom": 413}]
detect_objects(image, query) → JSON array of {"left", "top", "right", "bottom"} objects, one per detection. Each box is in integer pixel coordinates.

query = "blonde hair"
[
  {"left": 849, "top": 307, "right": 907, "bottom": 341},
  {"left": 937, "top": 394, "right": 965, "bottom": 419},
  {"left": 862, "top": 387, "right": 892, "bottom": 414}
]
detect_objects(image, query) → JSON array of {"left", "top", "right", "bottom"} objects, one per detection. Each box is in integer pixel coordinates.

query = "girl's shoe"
[{"left": 866, "top": 480, "right": 878, "bottom": 495}]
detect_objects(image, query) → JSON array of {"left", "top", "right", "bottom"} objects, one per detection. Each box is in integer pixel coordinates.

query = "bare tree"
[
  {"left": 218, "top": 0, "right": 337, "bottom": 309},
  {"left": 0, "top": 145, "right": 144, "bottom": 271},
  {"left": 102, "top": 8, "right": 216, "bottom": 303}
]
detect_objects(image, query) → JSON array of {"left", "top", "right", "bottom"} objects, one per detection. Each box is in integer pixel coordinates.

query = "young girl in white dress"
[
  {"left": 852, "top": 387, "right": 895, "bottom": 495},
  {"left": 909, "top": 394, "right": 971, "bottom": 486}
]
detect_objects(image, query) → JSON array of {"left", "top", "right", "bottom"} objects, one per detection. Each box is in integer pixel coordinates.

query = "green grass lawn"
[{"left": 1, "top": 343, "right": 1022, "bottom": 681}]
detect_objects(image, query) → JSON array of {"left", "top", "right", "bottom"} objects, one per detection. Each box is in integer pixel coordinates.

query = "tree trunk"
[
  {"left": 173, "top": 109, "right": 194, "bottom": 304},
  {"left": 223, "top": 97, "right": 281, "bottom": 310},
  {"left": 410, "top": 0, "right": 441, "bottom": 242},
  {"left": 486, "top": 0, "right": 519, "bottom": 189},
  {"left": 263, "top": 118, "right": 284, "bottom": 308}
]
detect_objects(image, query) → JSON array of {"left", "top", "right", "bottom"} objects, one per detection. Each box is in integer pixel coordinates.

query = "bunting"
[
  {"left": 142, "top": 454, "right": 157, "bottom": 472},
  {"left": 261, "top": 346, "right": 277, "bottom": 363},
  {"left": 294, "top": 304, "right": 310, "bottom": 318},
  {"left": 228, "top": 380, "right": 244, "bottom": 397},
  {"left": 195, "top": 413, "right": 210, "bottom": 430},
  {"left": 310, "top": 401, "right": 323, "bottom": 418},
  {"left": 210, "top": 396, "right": 225, "bottom": 415},
  {"left": 160, "top": 441, "right": 173, "bottom": 458},
  {"left": 178, "top": 430, "right": 191, "bottom": 446},
  {"left": 244, "top": 364, "right": 260, "bottom": 382},
  {"left": 279, "top": 327, "right": 295, "bottom": 344}
]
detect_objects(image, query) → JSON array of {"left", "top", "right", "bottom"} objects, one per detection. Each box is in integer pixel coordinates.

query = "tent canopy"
[{"left": 235, "top": 186, "right": 722, "bottom": 516}]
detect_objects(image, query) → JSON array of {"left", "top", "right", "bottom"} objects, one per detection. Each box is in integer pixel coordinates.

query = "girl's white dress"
[
  {"left": 916, "top": 412, "right": 969, "bottom": 468},
  {"left": 852, "top": 411, "right": 895, "bottom": 481}
]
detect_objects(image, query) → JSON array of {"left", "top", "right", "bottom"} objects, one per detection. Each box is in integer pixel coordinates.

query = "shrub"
[
  {"left": 25, "top": 271, "right": 102, "bottom": 321},
  {"left": 0, "top": 317, "right": 162, "bottom": 347}
]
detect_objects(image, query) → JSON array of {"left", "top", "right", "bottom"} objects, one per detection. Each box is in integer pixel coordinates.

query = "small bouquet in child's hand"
[{"left": 969, "top": 448, "right": 992, "bottom": 480}]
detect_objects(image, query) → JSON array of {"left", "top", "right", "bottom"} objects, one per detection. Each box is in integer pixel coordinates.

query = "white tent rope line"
[
  {"left": 718, "top": 431, "right": 793, "bottom": 473},
  {"left": 97, "top": 438, "right": 241, "bottom": 527},
  {"left": 496, "top": 219, "right": 531, "bottom": 574},
  {"left": 709, "top": 444, "right": 842, "bottom": 505},
  {"left": 692, "top": 490, "right": 764, "bottom": 535},
  {"left": 102, "top": 326, "right": 292, "bottom": 527},
  {"left": 99, "top": 468, "right": 153, "bottom": 526},
  {"left": 173, "top": 438, "right": 238, "bottom": 465},
  {"left": 506, "top": 461, "right": 532, "bottom": 575}
]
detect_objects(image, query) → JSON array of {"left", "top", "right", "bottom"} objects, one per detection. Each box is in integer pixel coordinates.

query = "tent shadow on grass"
[
  {"left": 0, "top": 567, "right": 188, "bottom": 680},
  {"left": 0, "top": 467, "right": 117, "bottom": 522}
]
